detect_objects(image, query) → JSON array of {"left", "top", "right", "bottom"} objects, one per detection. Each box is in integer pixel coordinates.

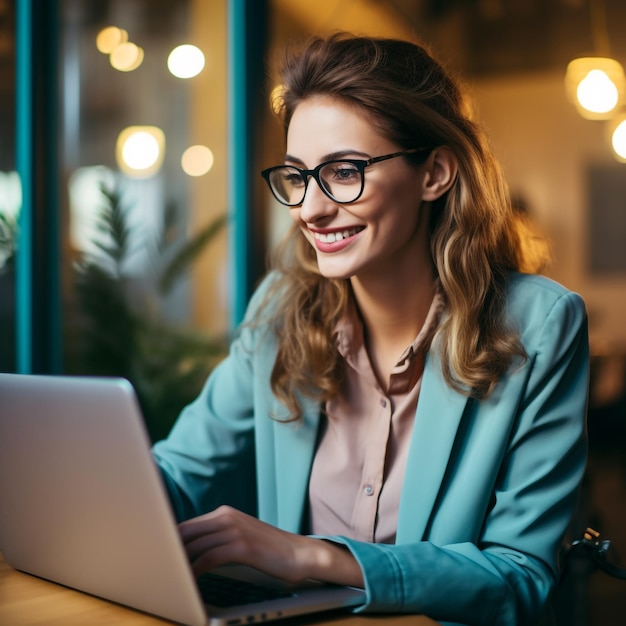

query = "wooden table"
[{"left": 0, "top": 552, "right": 441, "bottom": 625}]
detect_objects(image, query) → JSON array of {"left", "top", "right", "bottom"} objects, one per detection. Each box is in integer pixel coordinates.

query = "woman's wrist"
[{"left": 298, "top": 536, "right": 364, "bottom": 588}]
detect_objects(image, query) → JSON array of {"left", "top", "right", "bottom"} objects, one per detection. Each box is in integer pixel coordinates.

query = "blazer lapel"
[
  {"left": 396, "top": 354, "right": 470, "bottom": 543},
  {"left": 272, "top": 395, "right": 321, "bottom": 533}
]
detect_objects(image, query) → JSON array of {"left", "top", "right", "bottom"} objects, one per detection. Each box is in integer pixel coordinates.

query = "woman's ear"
[{"left": 421, "top": 147, "right": 458, "bottom": 201}]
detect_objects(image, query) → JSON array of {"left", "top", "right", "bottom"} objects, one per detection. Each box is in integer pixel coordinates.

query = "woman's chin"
[{"left": 315, "top": 262, "right": 355, "bottom": 281}]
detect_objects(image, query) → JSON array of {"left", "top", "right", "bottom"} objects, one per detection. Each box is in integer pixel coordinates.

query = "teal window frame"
[
  {"left": 15, "top": 0, "right": 61, "bottom": 374},
  {"left": 228, "top": 0, "right": 267, "bottom": 328}
]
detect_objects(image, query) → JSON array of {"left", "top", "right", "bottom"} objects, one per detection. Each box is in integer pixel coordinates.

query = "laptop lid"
[{"left": 0, "top": 374, "right": 365, "bottom": 625}]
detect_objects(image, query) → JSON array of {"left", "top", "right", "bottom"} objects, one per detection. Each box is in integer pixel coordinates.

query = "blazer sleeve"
[
  {"left": 151, "top": 280, "right": 276, "bottom": 522},
  {"left": 322, "top": 290, "right": 589, "bottom": 626}
]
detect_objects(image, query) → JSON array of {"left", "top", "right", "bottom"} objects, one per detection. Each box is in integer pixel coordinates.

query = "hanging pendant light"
[
  {"left": 565, "top": 57, "right": 625, "bottom": 119},
  {"left": 564, "top": 0, "right": 625, "bottom": 120}
]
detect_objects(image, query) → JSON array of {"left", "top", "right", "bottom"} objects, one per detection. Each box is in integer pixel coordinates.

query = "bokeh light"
[
  {"left": 611, "top": 118, "right": 626, "bottom": 161},
  {"left": 181, "top": 145, "right": 214, "bottom": 177},
  {"left": 116, "top": 126, "right": 165, "bottom": 178},
  {"left": 96, "top": 26, "right": 128, "bottom": 54},
  {"left": 167, "top": 44, "right": 205, "bottom": 79},
  {"left": 110, "top": 41, "right": 144, "bottom": 72}
]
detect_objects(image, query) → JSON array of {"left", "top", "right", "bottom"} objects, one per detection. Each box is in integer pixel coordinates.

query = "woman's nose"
[{"left": 296, "top": 178, "right": 338, "bottom": 224}]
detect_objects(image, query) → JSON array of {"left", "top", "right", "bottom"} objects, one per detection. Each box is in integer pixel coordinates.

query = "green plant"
[
  {"left": 68, "top": 184, "right": 228, "bottom": 442},
  {"left": 0, "top": 211, "right": 17, "bottom": 272},
  {"left": 0, "top": 211, "right": 17, "bottom": 372}
]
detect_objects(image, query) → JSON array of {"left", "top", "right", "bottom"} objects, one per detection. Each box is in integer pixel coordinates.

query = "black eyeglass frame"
[{"left": 260, "top": 148, "right": 431, "bottom": 207}]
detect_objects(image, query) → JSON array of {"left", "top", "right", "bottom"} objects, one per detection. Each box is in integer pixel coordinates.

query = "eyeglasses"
[{"left": 260, "top": 148, "right": 430, "bottom": 207}]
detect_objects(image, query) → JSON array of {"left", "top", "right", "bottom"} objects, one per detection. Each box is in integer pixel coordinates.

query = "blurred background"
[{"left": 1, "top": 1, "right": 625, "bottom": 623}]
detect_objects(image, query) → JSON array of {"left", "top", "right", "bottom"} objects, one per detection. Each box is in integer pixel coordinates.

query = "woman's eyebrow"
[
  {"left": 284, "top": 149, "right": 371, "bottom": 166},
  {"left": 284, "top": 154, "right": 305, "bottom": 166}
]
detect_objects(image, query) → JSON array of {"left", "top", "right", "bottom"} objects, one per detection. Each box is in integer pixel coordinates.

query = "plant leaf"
[{"left": 158, "top": 213, "right": 227, "bottom": 294}]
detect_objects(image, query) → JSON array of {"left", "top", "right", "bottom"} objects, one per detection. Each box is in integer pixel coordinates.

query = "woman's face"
[{"left": 286, "top": 95, "right": 432, "bottom": 284}]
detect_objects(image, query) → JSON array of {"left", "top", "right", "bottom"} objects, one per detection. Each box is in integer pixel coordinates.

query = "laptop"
[{"left": 0, "top": 373, "right": 365, "bottom": 625}]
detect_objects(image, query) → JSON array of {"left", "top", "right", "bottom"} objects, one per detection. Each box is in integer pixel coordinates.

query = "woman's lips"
[{"left": 310, "top": 226, "right": 364, "bottom": 252}]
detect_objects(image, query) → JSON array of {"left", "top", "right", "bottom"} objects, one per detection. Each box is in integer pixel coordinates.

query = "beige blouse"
[{"left": 307, "top": 288, "right": 444, "bottom": 544}]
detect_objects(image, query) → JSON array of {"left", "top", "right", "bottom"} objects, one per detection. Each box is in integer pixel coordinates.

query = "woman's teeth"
[{"left": 314, "top": 228, "right": 362, "bottom": 243}]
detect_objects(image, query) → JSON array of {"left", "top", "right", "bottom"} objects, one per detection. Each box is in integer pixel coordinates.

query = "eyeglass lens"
[{"left": 268, "top": 161, "right": 363, "bottom": 205}]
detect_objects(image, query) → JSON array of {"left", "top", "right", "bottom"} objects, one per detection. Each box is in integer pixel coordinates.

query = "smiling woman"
[
  {"left": 152, "top": 33, "right": 590, "bottom": 626},
  {"left": 279, "top": 95, "right": 452, "bottom": 288}
]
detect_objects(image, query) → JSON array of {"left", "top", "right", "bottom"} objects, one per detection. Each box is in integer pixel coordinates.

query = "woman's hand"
[{"left": 178, "top": 505, "right": 364, "bottom": 588}]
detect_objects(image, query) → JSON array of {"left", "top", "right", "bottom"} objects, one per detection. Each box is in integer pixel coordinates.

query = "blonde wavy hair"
[{"left": 261, "top": 33, "right": 546, "bottom": 421}]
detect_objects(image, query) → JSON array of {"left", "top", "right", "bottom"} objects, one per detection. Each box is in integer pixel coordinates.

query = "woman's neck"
[{"left": 350, "top": 263, "right": 436, "bottom": 386}]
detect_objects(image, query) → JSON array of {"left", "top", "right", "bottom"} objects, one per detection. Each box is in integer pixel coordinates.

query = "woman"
[{"left": 153, "top": 34, "right": 589, "bottom": 626}]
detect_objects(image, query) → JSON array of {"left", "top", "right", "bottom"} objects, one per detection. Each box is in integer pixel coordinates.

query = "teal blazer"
[{"left": 153, "top": 272, "right": 589, "bottom": 626}]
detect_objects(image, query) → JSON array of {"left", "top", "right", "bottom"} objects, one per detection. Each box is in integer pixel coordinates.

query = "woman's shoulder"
[
  {"left": 506, "top": 271, "right": 584, "bottom": 305},
  {"left": 242, "top": 271, "right": 285, "bottom": 319},
  {"left": 505, "top": 271, "right": 587, "bottom": 341}
]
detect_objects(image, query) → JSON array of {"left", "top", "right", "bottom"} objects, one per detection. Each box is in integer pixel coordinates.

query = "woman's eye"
[
  {"left": 329, "top": 165, "right": 360, "bottom": 182},
  {"left": 283, "top": 171, "right": 305, "bottom": 187}
]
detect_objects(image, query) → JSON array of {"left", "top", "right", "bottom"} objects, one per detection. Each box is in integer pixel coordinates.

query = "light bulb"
[
  {"left": 577, "top": 69, "right": 619, "bottom": 114},
  {"left": 611, "top": 119, "right": 626, "bottom": 160},
  {"left": 565, "top": 56, "right": 625, "bottom": 120}
]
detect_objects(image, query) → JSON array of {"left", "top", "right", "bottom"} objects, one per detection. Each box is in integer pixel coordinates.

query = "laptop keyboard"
[{"left": 197, "top": 572, "right": 295, "bottom": 607}]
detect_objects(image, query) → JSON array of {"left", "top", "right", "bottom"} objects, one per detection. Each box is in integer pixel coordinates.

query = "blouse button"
[
  {"left": 380, "top": 399, "right": 387, "bottom": 408},
  {"left": 363, "top": 484, "right": 374, "bottom": 496}
]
